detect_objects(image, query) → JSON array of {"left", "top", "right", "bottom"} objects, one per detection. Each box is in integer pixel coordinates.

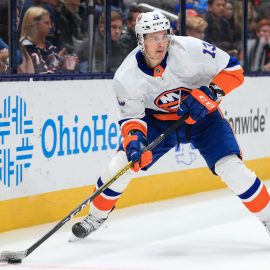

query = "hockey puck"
[{"left": 7, "top": 258, "right": 22, "bottom": 264}]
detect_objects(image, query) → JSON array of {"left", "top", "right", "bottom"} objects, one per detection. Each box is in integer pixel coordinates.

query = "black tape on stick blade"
[{"left": 7, "top": 258, "right": 22, "bottom": 264}]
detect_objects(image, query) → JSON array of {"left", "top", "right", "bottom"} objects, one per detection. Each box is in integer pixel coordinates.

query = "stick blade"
[{"left": 0, "top": 250, "right": 26, "bottom": 263}]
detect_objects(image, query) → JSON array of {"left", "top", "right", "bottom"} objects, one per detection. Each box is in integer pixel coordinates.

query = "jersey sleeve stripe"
[
  {"left": 224, "top": 64, "right": 242, "bottom": 71},
  {"left": 121, "top": 119, "right": 147, "bottom": 137},
  {"left": 226, "top": 56, "right": 240, "bottom": 68},
  {"left": 212, "top": 68, "right": 244, "bottom": 95}
]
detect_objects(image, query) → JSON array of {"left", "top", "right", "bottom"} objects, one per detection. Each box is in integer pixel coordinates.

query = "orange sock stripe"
[
  {"left": 243, "top": 185, "right": 270, "bottom": 213},
  {"left": 92, "top": 188, "right": 119, "bottom": 211}
]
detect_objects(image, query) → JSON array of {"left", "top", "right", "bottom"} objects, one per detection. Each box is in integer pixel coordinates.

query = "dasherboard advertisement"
[{"left": 0, "top": 77, "right": 269, "bottom": 201}]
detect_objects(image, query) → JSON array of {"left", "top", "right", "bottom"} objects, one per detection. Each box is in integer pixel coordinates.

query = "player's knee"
[
  {"left": 108, "top": 150, "right": 129, "bottom": 173},
  {"left": 101, "top": 151, "right": 132, "bottom": 191},
  {"left": 215, "top": 154, "right": 256, "bottom": 195}
]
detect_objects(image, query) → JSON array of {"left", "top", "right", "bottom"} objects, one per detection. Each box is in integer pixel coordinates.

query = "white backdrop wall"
[{"left": 0, "top": 77, "right": 269, "bottom": 201}]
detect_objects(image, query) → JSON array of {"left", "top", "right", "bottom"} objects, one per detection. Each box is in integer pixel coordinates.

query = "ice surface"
[{"left": 1, "top": 181, "right": 270, "bottom": 270}]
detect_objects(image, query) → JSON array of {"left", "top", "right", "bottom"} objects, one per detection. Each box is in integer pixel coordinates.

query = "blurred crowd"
[{"left": 0, "top": 0, "right": 270, "bottom": 74}]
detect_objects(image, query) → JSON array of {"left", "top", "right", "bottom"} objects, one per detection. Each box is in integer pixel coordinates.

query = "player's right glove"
[
  {"left": 122, "top": 130, "right": 152, "bottom": 172},
  {"left": 177, "top": 86, "right": 218, "bottom": 124}
]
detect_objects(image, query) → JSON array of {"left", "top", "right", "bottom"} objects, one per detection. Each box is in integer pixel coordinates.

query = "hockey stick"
[{"left": 0, "top": 114, "right": 188, "bottom": 264}]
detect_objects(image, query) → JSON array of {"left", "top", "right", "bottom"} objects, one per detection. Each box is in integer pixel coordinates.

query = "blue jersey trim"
[
  {"left": 226, "top": 56, "right": 240, "bottom": 68},
  {"left": 135, "top": 51, "right": 168, "bottom": 76}
]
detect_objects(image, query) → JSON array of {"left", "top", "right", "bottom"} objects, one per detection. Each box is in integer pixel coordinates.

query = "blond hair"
[
  {"left": 20, "top": 6, "right": 49, "bottom": 42},
  {"left": 186, "top": 16, "right": 208, "bottom": 32}
]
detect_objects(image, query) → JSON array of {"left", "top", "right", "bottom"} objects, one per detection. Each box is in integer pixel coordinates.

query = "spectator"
[
  {"left": 57, "top": 0, "right": 87, "bottom": 53},
  {"left": 95, "top": 11, "right": 125, "bottom": 72},
  {"left": 20, "top": 0, "right": 51, "bottom": 18},
  {"left": 0, "top": 4, "right": 33, "bottom": 74},
  {"left": 111, "top": 0, "right": 126, "bottom": 14},
  {"left": 251, "top": 0, "right": 262, "bottom": 8},
  {"left": 0, "top": 39, "right": 34, "bottom": 73},
  {"left": 78, "top": 11, "right": 125, "bottom": 72},
  {"left": 223, "top": 0, "right": 241, "bottom": 55},
  {"left": 19, "top": 0, "right": 82, "bottom": 52},
  {"left": 175, "top": 0, "right": 208, "bottom": 15},
  {"left": 186, "top": 16, "right": 208, "bottom": 40},
  {"left": 257, "top": 1, "right": 270, "bottom": 21},
  {"left": 119, "top": 5, "right": 144, "bottom": 56},
  {"left": 234, "top": 0, "right": 258, "bottom": 40},
  {"left": 204, "top": 0, "right": 233, "bottom": 52},
  {"left": 0, "top": 37, "right": 34, "bottom": 74},
  {"left": 20, "top": 6, "right": 77, "bottom": 73},
  {"left": 0, "top": 45, "right": 8, "bottom": 73},
  {"left": 19, "top": 0, "right": 60, "bottom": 46},
  {"left": 18, "top": 46, "right": 35, "bottom": 74},
  {"left": 247, "top": 19, "right": 270, "bottom": 71},
  {"left": 223, "top": 0, "right": 234, "bottom": 23},
  {"left": 0, "top": 0, "right": 9, "bottom": 43},
  {"left": 176, "top": 9, "right": 199, "bottom": 35},
  {"left": 94, "top": 0, "right": 126, "bottom": 24}
]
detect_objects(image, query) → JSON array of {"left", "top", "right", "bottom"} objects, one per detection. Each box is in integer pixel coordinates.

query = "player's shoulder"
[
  {"left": 168, "top": 36, "right": 206, "bottom": 66},
  {"left": 114, "top": 47, "right": 142, "bottom": 87},
  {"left": 170, "top": 35, "right": 229, "bottom": 65},
  {"left": 170, "top": 35, "right": 209, "bottom": 53}
]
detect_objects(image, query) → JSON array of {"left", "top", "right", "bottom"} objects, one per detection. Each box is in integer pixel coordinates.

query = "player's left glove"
[
  {"left": 177, "top": 86, "right": 218, "bottom": 124},
  {"left": 122, "top": 130, "right": 153, "bottom": 172}
]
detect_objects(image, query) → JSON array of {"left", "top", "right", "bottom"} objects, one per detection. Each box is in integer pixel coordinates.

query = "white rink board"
[
  {"left": 0, "top": 77, "right": 269, "bottom": 200},
  {"left": 0, "top": 80, "right": 118, "bottom": 200}
]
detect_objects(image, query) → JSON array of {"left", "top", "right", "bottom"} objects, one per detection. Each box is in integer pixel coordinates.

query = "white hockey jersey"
[{"left": 113, "top": 35, "right": 243, "bottom": 135}]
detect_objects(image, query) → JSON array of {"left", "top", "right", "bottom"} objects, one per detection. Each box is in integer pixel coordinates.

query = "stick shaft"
[
  {"left": 1, "top": 115, "right": 188, "bottom": 260},
  {"left": 26, "top": 162, "right": 134, "bottom": 256}
]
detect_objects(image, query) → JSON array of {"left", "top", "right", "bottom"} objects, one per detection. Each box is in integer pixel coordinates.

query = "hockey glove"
[
  {"left": 177, "top": 86, "right": 218, "bottom": 124},
  {"left": 122, "top": 130, "right": 152, "bottom": 172}
]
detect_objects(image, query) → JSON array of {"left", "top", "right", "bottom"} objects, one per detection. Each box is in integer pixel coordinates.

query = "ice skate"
[{"left": 72, "top": 215, "right": 107, "bottom": 239}]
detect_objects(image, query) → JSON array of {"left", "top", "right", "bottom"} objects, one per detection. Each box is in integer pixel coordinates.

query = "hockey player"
[{"left": 72, "top": 10, "right": 270, "bottom": 238}]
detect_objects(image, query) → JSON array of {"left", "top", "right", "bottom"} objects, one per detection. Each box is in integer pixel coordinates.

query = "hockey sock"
[
  {"left": 90, "top": 151, "right": 132, "bottom": 219},
  {"left": 237, "top": 177, "right": 270, "bottom": 221},
  {"left": 215, "top": 155, "right": 270, "bottom": 223},
  {"left": 91, "top": 177, "right": 123, "bottom": 218}
]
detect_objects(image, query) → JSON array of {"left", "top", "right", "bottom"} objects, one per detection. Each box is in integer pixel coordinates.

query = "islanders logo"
[
  {"left": 0, "top": 96, "right": 34, "bottom": 187},
  {"left": 154, "top": 87, "right": 191, "bottom": 112}
]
